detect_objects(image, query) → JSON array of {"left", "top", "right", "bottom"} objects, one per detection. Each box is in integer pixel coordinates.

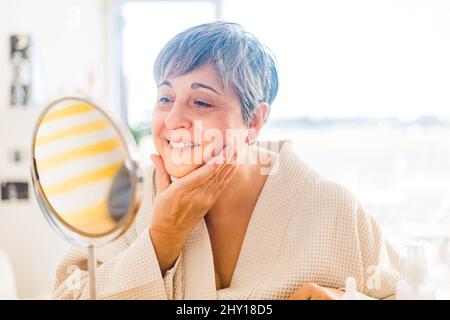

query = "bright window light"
[{"left": 120, "top": 0, "right": 450, "bottom": 240}]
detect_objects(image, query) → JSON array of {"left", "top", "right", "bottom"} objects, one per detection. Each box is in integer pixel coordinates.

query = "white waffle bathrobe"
[{"left": 53, "top": 141, "right": 404, "bottom": 300}]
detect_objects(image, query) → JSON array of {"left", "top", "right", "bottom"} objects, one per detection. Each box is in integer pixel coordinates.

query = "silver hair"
[{"left": 153, "top": 21, "right": 279, "bottom": 124}]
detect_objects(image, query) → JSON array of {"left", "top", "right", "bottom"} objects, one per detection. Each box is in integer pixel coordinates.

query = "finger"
[
  {"left": 289, "top": 283, "right": 335, "bottom": 300},
  {"left": 288, "top": 283, "right": 317, "bottom": 300},
  {"left": 288, "top": 289, "right": 310, "bottom": 300},
  {"left": 151, "top": 154, "right": 171, "bottom": 193},
  {"left": 204, "top": 158, "right": 239, "bottom": 196},
  {"left": 174, "top": 161, "right": 223, "bottom": 191},
  {"left": 205, "top": 149, "right": 238, "bottom": 187},
  {"left": 208, "top": 160, "right": 237, "bottom": 189},
  {"left": 206, "top": 144, "right": 235, "bottom": 166},
  {"left": 177, "top": 145, "right": 234, "bottom": 190},
  {"left": 301, "top": 283, "right": 334, "bottom": 300},
  {"left": 206, "top": 145, "right": 238, "bottom": 182},
  {"left": 216, "top": 164, "right": 239, "bottom": 192},
  {"left": 310, "top": 290, "right": 334, "bottom": 300}
]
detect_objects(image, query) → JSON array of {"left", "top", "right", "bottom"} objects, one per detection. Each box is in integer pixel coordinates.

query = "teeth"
[{"left": 169, "top": 141, "right": 200, "bottom": 148}]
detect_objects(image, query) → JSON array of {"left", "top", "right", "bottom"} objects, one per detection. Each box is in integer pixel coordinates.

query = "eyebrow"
[
  {"left": 191, "top": 82, "right": 220, "bottom": 95},
  {"left": 157, "top": 80, "right": 172, "bottom": 88},
  {"left": 157, "top": 80, "right": 220, "bottom": 95}
]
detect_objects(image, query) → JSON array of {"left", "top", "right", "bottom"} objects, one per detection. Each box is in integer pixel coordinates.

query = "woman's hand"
[
  {"left": 288, "top": 283, "right": 345, "bottom": 300},
  {"left": 149, "top": 145, "right": 238, "bottom": 275}
]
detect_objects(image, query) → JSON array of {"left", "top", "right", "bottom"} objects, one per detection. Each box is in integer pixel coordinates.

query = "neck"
[{"left": 206, "top": 145, "right": 276, "bottom": 223}]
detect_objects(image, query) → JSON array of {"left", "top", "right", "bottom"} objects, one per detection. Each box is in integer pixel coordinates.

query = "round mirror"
[
  {"left": 30, "top": 97, "right": 142, "bottom": 246},
  {"left": 30, "top": 97, "right": 143, "bottom": 299}
]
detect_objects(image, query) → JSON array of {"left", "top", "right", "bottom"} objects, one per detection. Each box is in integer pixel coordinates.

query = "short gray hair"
[{"left": 153, "top": 21, "right": 279, "bottom": 124}]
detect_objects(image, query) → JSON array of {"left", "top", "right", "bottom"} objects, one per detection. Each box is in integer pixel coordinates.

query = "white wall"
[
  {"left": 0, "top": 0, "right": 112, "bottom": 298},
  {"left": 0, "top": 109, "right": 72, "bottom": 299},
  {"left": 0, "top": 0, "right": 111, "bottom": 107}
]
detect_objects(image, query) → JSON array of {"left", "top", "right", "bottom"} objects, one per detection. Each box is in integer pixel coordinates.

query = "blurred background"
[{"left": 0, "top": 0, "right": 449, "bottom": 299}]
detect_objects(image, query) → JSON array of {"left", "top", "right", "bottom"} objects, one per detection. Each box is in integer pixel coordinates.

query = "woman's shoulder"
[
  {"left": 275, "top": 144, "right": 383, "bottom": 251},
  {"left": 276, "top": 142, "right": 366, "bottom": 221}
]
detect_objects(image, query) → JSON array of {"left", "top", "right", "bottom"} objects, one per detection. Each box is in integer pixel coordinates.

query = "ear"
[{"left": 247, "top": 103, "right": 269, "bottom": 143}]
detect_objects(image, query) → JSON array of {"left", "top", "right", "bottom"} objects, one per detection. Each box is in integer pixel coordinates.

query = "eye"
[
  {"left": 194, "top": 100, "right": 213, "bottom": 108},
  {"left": 158, "top": 96, "right": 172, "bottom": 104}
]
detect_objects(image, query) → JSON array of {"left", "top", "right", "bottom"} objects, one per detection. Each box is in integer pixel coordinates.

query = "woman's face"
[{"left": 152, "top": 63, "right": 248, "bottom": 178}]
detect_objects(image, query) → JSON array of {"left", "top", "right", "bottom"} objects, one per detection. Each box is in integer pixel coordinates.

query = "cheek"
[
  {"left": 151, "top": 115, "right": 165, "bottom": 152},
  {"left": 201, "top": 117, "right": 247, "bottom": 161},
  {"left": 199, "top": 118, "right": 227, "bottom": 160}
]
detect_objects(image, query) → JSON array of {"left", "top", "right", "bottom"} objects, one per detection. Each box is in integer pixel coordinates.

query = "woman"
[{"left": 53, "top": 21, "right": 403, "bottom": 300}]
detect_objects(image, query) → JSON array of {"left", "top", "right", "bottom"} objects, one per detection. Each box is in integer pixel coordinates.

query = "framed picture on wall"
[{"left": 0, "top": 181, "right": 29, "bottom": 200}]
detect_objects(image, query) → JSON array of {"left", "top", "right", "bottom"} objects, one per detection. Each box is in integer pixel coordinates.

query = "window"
[
  {"left": 121, "top": 0, "right": 218, "bottom": 127},
  {"left": 221, "top": 0, "right": 450, "bottom": 242},
  {"left": 119, "top": 0, "right": 450, "bottom": 242}
]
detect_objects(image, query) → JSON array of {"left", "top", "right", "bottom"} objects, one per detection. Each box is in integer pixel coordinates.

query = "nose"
[{"left": 164, "top": 101, "right": 191, "bottom": 130}]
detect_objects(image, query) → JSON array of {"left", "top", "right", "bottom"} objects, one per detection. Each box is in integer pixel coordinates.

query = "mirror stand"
[{"left": 87, "top": 244, "right": 97, "bottom": 300}]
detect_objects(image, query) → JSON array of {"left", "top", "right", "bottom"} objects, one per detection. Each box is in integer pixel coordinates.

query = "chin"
[{"left": 165, "top": 162, "right": 201, "bottom": 178}]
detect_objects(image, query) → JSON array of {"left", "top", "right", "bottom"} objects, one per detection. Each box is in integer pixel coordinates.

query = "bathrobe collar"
[{"left": 180, "top": 140, "right": 312, "bottom": 299}]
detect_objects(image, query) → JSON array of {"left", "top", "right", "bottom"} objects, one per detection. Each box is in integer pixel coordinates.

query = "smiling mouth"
[{"left": 166, "top": 139, "right": 201, "bottom": 150}]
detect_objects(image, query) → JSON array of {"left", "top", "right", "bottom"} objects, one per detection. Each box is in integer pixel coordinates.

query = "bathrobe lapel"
[
  {"left": 223, "top": 142, "right": 309, "bottom": 291},
  {"left": 181, "top": 141, "right": 311, "bottom": 298},
  {"left": 182, "top": 219, "right": 218, "bottom": 299}
]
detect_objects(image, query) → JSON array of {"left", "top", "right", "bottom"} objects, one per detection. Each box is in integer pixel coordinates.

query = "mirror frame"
[{"left": 30, "top": 97, "right": 143, "bottom": 247}]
